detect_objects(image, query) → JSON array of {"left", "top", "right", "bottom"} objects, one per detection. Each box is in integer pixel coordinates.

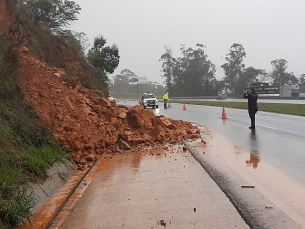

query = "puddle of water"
[{"left": 193, "top": 131, "right": 305, "bottom": 227}]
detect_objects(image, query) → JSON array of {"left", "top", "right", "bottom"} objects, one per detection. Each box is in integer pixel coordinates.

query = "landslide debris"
[
  {"left": 17, "top": 47, "right": 201, "bottom": 170},
  {"left": 0, "top": 0, "right": 201, "bottom": 171}
]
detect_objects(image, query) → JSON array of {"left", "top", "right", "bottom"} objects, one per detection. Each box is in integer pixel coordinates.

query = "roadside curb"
[
  {"left": 47, "top": 160, "right": 101, "bottom": 229},
  {"left": 18, "top": 159, "right": 100, "bottom": 229},
  {"left": 183, "top": 139, "right": 303, "bottom": 228}
]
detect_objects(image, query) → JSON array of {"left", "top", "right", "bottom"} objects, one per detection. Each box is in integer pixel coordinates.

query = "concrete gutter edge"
[{"left": 184, "top": 140, "right": 302, "bottom": 229}]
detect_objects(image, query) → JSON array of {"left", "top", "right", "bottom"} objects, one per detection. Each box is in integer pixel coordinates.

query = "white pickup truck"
[{"left": 139, "top": 93, "right": 159, "bottom": 109}]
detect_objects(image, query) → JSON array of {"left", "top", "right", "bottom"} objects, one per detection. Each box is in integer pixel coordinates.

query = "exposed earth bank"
[
  {"left": 17, "top": 46, "right": 201, "bottom": 170},
  {"left": 0, "top": 0, "right": 201, "bottom": 171}
]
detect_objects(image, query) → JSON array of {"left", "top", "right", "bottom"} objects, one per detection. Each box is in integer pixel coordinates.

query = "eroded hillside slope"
[
  {"left": 0, "top": 0, "right": 200, "bottom": 171},
  {"left": 17, "top": 46, "right": 200, "bottom": 170}
]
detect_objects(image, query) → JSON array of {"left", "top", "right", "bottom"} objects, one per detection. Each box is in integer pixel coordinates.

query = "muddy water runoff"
[{"left": 61, "top": 145, "right": 248, "bottom": 229}]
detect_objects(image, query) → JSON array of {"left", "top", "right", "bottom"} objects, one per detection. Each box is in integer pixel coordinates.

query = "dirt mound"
[
  {"left": 15, "top": 45, "right": 200, "bottom": 170},
  {"left": 0, "top": 0, "right": 200, "bottom": 170}
]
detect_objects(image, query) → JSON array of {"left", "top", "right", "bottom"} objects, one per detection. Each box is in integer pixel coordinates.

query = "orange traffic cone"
[
  {"left": 183, "top": 103, "right": 186, "bottom": 111},
  {"left": 221, "top": 107, "right": 228, "bottom": 119},
  {"left": 168, "top": 102, "right": 171, "bottom": 108}
]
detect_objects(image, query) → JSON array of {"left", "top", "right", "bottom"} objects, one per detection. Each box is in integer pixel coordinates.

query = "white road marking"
[{"left": 257, "top": 124, "right": 278, "bottom": 130}]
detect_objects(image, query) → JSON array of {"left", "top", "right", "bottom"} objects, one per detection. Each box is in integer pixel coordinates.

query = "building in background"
[
  {"left": 112, "top": 75, "right": 165, "bottom": 96},
  {"left": 280, "top": 84, "right": 305, "bottom": 98},
  {"left": 245, "top": 82, "right": 305, "bottom": 98}
]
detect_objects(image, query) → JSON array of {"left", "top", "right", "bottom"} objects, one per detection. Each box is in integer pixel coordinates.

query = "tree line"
[
  {"left": 20, "top": 1, "right": 305, "bottom": 96},
  {"left": 160, "top": 43, "right": 305, "bottom": 97},
  {"left": 21, "top": 0, "right": 120, "bottom": 83},
  {"left": 110, "top": 69, "right": 165, "bottom": 96}
]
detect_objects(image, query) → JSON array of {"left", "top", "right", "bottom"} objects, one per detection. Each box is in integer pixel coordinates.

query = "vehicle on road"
[
  {"left": 216, "top": 93, "right": 227, "bottom": 100},
  {"left": 139, "top": 93, "right": 158, "bottom": 109},
  {"left": 108, "top": 95, "right": 115, "bottom": 101}
]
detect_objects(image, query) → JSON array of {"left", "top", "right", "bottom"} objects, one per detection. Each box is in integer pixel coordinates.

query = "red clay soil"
[
  {"left": 15, "top": 47, "right": 201, "bottom": 170},
  {"left": 0, "top": 1, "right": 201, "bottom": 170}
]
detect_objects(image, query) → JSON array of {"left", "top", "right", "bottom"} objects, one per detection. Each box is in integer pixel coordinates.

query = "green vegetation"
[
  {"left": 174, "top": 100, "right": 305, "bottom": 116},
  {"left": 87, "top": 35, "right": 120, "bottom": 82},
  {"left": 271, "top": 59, "right": 298, "bottom": 85},
  {"left": 160, "top": 44, "right": 217, "bottom": 97},
  {"left": 23, "top": 0, "right": 81, "bottom": 33},
  {"left": 159, "top": 42, "right": 305, "bottom": 98},
  {"left": 0, "top": 26, "right": 69, "bottom": 228},
  {"left": 111, "top": 69, "right": 166, "bottom": 96},
  {"left": 221, "top": 43, "right": 264, "bottom": 96},
  {"left": 8, "top": 0, "right": 109, "bottom": 95},
  {"left": 1, "top": 0, "right": 117, "bottom": 227},
  {"left": 0, "top": 105, "right": 69, "bottom": 228}
]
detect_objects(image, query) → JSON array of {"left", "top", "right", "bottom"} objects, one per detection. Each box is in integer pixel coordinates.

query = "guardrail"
[{"left": 170, "top": 96, "right": 218, "bottom": 100}]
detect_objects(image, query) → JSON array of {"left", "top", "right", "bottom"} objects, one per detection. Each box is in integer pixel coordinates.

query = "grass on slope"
[
  {"left": 0, "top": 107, "right": 69, "bottom": 228},
  {"left": 0, "top": 27, "right": 70, "bottom": 228},
  {"left": 174, "top": 101, "right": 305, "bottom": 116}
]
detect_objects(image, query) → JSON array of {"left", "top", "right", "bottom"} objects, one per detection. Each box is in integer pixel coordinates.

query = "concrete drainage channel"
[
  {"left": 18, "top": 159, "right": 98, "bottom": 229},
  {"left": 183, "top": 140, "right": 302, "bottom": 229},
  {"left": 44, "top": 160, "right": 98, "bottom": 229}
]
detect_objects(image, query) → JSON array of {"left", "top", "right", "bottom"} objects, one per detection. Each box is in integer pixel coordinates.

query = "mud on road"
[
  {"left": 56, "top": 144, "right": 248, "bottom": 229},
  {"left": 21, "top": 129, "right": 305, "bottom": 229}
]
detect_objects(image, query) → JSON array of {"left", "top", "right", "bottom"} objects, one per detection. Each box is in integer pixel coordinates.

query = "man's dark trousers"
[
  {"left": 248, "top": 106, "right": 258, "bottom": 128},
  {"left": 164, "top": 99, "right": 168, "bottom": 108}
]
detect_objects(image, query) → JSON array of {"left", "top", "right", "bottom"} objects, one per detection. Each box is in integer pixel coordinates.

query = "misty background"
[{"left": 70, "top": 0, "right": 305, "bottom": 85}]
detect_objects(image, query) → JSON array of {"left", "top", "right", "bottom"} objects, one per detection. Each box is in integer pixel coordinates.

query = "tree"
[
  {"left": 203, "top": 60, "right": 216, "bottom": 95},
  {"left": 256, "top": 70, "right": 272, "bottom": 84},
  {"left": 286, "top": 72, "right": 298, "bottom": 85},
  {"left": 178, "top": 44, "right": 216, "bottom": 96},
  {"left": 24, "top": 0, "right": 81, "bottom": 32},
  {"left": 270, "top": 59, "right": 298, "bottom": 85},
  {"left": 121, "top": 68, "right": 137, "bottom": 78},
  {"left": 58, "top": 30, "right": 89, "bottom": 55},
  {"left": 159, "top": 46, "right": 175, "bottom": 94},
  {"left": 221, "top": 43, "right": 246, "bottom": 95},
  {"left": 113, "top": 74, "right": 129, "bottom": 93},
  {"left": 211, "top": 79, "right": 226, "bottom": 95},
  {"left": 87, "top": 36, "right": 120, "bottom": 80},
  {"left": 270, "top": 59, "right": 288, "bottom": 85},
  {"left": 235, "top": 67, "right": 263, "bottom": 95},
  {"left": 112, "top": 69, "right": 138, "bottom": 93},
  {"left": 299, "top": 74, "right": 305, "bottom": 85},
  {"left": 160, "top": 44, "right": 216, "bottom": 96}
]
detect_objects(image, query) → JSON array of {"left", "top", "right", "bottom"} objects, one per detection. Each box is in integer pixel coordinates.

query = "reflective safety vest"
[{"left": 163, "top": 94, "right": 169, "bottom": 100}]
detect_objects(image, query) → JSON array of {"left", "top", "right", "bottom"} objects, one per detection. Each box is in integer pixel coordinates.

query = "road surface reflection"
[{"left": 246, "top": 130, "right": 260, "bottom": 169}]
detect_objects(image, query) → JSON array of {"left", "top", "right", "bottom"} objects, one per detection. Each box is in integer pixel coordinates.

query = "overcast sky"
[{"left": 71, "top": 0, "right": 305, "bottom": 85}]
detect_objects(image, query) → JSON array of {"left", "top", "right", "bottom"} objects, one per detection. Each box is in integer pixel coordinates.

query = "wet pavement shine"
[
  {"left": 187, "top": 129, "right": 304, "bottom": 228},
  {"left": 17, "top": 101, "right": 305, "bottom": 228},
  {"left": 57, "top": 145, "right": 249, "bottom": 229},
  {"left": 23, "top": 126, "right": 305, "bottom": 228}
]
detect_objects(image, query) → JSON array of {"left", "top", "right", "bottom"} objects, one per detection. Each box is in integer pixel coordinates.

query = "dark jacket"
[{"left": 243, "top": 92, "right": 258, "bottom": 107}]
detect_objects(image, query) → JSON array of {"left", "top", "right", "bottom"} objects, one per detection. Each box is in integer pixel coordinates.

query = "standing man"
[
  {"left": 163, "top": 93, "right": 169, "bottom": 108},
  {"left": 243, "top": 88, "right": 258, "bottom": 129}
]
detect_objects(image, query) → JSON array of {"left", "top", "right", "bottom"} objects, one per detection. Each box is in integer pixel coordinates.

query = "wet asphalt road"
[
  {"left": 55, "top": 100, "right": 305, "bottom": 228},
  {"left": 118, "top": 100, "right": 305, "bottom": 226},
  {"left": 120, "top": 100, "right": 305, "bottom": 187},
  {"left": 171, "top": 98, "right": 305, "bottom": 104},
  {"left": 60, "top": 149, "right": 250, "bottom": 229}
]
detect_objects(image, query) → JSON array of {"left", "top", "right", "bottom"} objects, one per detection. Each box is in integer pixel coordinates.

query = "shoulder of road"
[{"left": 19, "top": 128, "right": 303, "bottom": 228}]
